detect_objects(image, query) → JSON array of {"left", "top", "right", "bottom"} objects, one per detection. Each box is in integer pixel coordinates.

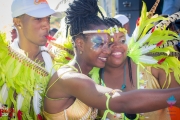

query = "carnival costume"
[
  {"left": 47, "top": 17, "right": 74, "bottom": 70},
  {"left": 43, "top": 65, "right": 98, "bottom": 120},
  {"left": 89, "top": 0, "right": 180, "bottom": 120},
  {"left": 0, "top": 32, "right": 53, "bottom": 120},
  {"left": 47, "top": 0, "right": 180, "bottom": 119}
]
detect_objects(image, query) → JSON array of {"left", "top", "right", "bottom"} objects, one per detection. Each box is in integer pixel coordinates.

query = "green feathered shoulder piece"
[
  {"left": 48, "top": 17, "right": 74, "bottom": 70},
  {"left": 0, "top": 32, "right": 51, "bottom": 120},
  {"left": 49, "top": 35, "right": 74, "bottom": 70},
  {"left": 127, "top": 1, "right": 180, "bottom": 86}
]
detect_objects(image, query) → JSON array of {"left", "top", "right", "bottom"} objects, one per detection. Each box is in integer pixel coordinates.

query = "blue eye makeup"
[{"left": 91, "top": 36, "right": 104, "bottom": 49}]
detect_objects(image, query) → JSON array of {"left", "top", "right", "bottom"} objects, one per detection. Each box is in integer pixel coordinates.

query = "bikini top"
[{"left": 43, "top": 65, "right": 98, "bottom": 120}]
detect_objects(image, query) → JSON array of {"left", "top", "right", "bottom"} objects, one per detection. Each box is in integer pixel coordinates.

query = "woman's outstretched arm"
[
  {"left": 110, "top": 88, "right": 180, "bottom": 113},
  {"left": 45, "top": 71, "right": 180, "bottom": 113}
]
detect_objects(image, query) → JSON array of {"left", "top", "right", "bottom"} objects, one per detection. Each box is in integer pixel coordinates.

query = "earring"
[
  {"left": 80, "top": 51, "right": 82, "bottom": 54},
  {"left": 18, "top": 26, "right": 22, "bottom": 29}
]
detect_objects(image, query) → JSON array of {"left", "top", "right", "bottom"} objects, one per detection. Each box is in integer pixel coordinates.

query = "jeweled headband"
[{"left": 83, "top": 25, "right": 127, "bottom": 36}]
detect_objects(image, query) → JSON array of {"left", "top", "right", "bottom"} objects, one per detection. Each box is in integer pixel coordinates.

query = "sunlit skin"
[
  {"left": 77, "top": 24, "right": 112, "bottom": 72},
  {"left": 44, "top": 24, "right": 112, "bottom": 113},
  {"left": 43, "top": 25, "right": 180, "bottom": 120},
  {"left": 18, "top": 15, "right": 51, "bottom": 46},
  {"left": 123, "top": 22, "right": 130, "bottom": 35},
  {"left": 102, "top": 32, "right": 137, "bottom": 92},
  {"left": 13, "top": 14, "right": 51, "bottom": 61},
  {"left": 82, "top": 34, "right": 112, "bottom": 69},
  {"left": 106, "top": 32, "right": 127, "bottom": 68}
]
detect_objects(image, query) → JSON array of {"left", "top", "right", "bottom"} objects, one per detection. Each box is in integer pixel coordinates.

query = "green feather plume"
[
  {"left": 128, "top": 1, "right": 180, "bottom": 87},
  {"left": 0, "top": 32, "right": 51, "bottom": 120}
]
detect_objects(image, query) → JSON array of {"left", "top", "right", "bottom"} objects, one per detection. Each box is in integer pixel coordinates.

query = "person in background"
[
  {"left": 11, "top": 26, "right": 17, "bottom": 42},
  {"left": 114, "top": 14, "right": 131, "bottom": 44},
  {"left": 114, "top": 14, "right": 130, "bottom": 35},
  {"left": 170, "top": 19, "right": 180, "bottom": 53},
  {"left": 11, "top": 0, "right": 55, "bottom": 72},
  {"left": 162, "top": 0, "right": 180, "bottom": 15},
  {"left": 0, "top": 0, "right": 56, "bottom": 119}
]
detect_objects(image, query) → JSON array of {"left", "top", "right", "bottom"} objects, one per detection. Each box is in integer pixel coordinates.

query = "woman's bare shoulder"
[{"left": 51, "top": 66, "right": 95, "bottom": 93}]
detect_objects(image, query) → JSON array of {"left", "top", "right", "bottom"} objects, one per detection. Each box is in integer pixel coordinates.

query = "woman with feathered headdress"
[
  {"left": 89, "top": 0, "right": 180, "bottom": 119},
  {"left": 42, "top": 0, "right": 180, "bottom": 120}
]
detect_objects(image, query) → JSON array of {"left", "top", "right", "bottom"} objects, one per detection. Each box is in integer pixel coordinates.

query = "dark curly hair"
[
  {"left": 65, "top": 0, "right": 105, "bottom": 40},
  {"left": 104, "top": 17, "right": 122, "bottom": 27}
]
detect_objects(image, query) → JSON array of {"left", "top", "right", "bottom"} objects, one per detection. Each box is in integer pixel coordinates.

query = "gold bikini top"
[
  {"left": 43, "top": 99, "right": 98, "bottom": 120},
  {"left": 43, "top": 65, "right": 98, "bottom": 120}
]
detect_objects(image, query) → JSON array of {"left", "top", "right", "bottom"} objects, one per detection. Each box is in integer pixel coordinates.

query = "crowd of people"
[{"left": 0, "top": 0, "right": 180, "bottom": 120}]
